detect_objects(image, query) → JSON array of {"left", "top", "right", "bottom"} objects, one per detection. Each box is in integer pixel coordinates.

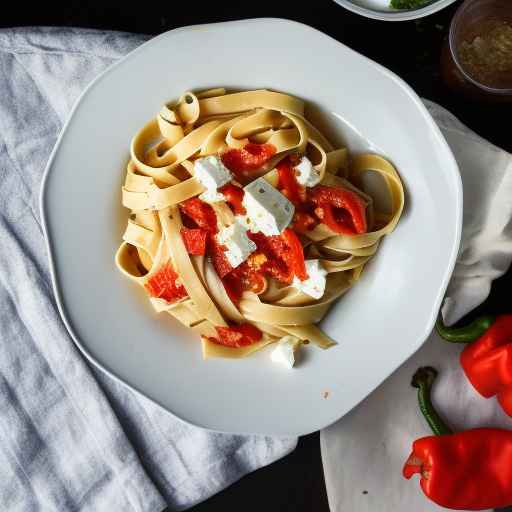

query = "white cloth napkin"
[
  {"left": 0, "top": 27, "right": 296, "bottom": 512},
  {"left": 321, "top": 100, "right": 512, "bottom": 512}
]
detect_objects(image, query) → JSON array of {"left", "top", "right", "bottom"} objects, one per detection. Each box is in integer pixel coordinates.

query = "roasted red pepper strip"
[
  {"left": 314, "top": 204, "right": 356, "bottom": 235},
  {"left": 282, "top": 228, "right": 308, "bottom": 281},
  {"left": 219, "top": 183, "right": 245, "bottom": 215},
  {"left": 210, "top": 239, "right": 233, "bottom": 279},
  {"left": 277, "top": 159, "right": 305, "bottom": 205},
  {"left": 245, "top": 270, "right": 266, "bottom": 294},
  {"left": 403, "top": 366, "right": 512, "bottom": 510},
  {"left": 180, "top": 197, "right": 232, "bottom": 278},
  {"left": 179, "top": 197, "right": 218, "bottom": 234},
  {"left": 249, "top": 232, "right": 292, "bottom": 283},
  {"left": 437, "top": 315, "right": 512, "bottom": 416},
  {"left": 221, "top": 257, "right": 267, "bottom": 304},
  {"left": 210, "top": 323, "right": 263, "bottom": 348},
  {"left": 220, "top": 272, "right": 243, "bottom": 305},
  {"left": 249, "top": 231, "right": 304, "bottom": 284},
  {"left": 310, "top": 185, "right": 367, "bottom": 234},
  {"left": 145, "top": 263, "right": 187, "bottom": 304},
  {"left": 180, "top": 227, "right": 207, "bottom": 256},
  {"left": 221, "top": 143, "right": 276, "bottom": 181},
  {"left": 293, "top": 211, "right": 318, "bottom": 234},
  {"left": 251, "top": 229, "right": 307, "bottom": 283}
]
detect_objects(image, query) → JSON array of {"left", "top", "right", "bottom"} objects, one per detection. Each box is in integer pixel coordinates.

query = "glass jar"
[{"left": 441, "top": 0, "right": 512, "bottom": 101}]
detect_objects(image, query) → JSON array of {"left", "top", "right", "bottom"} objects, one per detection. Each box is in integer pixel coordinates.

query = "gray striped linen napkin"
[{"left": 0, "top": 27, "right": 296, "bottom": 512}]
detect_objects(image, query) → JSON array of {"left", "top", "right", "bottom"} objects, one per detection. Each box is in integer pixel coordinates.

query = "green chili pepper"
[
  {"left": 435, "top": 315, "right": 496, "bottom": 343},
  {"left": 411, "top": 367, "right": 452, "bottom": 436}
]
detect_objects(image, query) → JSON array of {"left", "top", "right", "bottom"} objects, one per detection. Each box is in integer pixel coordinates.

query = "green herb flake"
[{"left": 390, "top": 0, "right": 431, "bottom": 9}]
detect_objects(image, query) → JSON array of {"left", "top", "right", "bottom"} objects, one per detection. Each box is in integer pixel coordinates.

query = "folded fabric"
[
  {"left": 321, "top": 101, "right": 512, "bottom": 512},
  {"left": 0, "top": 27, "right": 296, "bottom": 512}
]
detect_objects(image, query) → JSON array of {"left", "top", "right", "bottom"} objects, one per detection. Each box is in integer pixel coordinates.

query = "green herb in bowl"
[{"left": 390, "top": 0, "right": 431, "bottom": 8}]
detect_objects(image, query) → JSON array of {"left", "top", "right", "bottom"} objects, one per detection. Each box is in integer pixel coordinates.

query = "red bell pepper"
[
  {"left": 248, "top": 230, "right": 307, "bottom": 284},
  {"left": 309, "top": 185, "right": 367, "bottom": 235},
  {"left": 209, "top": 239, "right": 233, "bottom": 279},
  {"left": 281, "top": 228, "right": 308, "bottom": 282},
  {"left": 219, "top": 183, "right": 246, "bottom": 215},
  {"left": 145, "top": 263, "right": 188, "bottom": 304},
  {"left": 210, "top": 323, "right": 263, "bottom": 348},
  {"left": 276, "top": 158, "right": 305, "bottom": 206},
  {"left": 221, "top": 256, "right": 267, "bottom": 304},
  {"left": 221, "top": 143, "right": 276, "bottom": 182},
  {"left": 437, "top": 314, "right": 512, "bottom": 417},
  {"left": 180, "top": 227, "right": 208, "bottom": 255},
  {"left": 179, "top": 197, "right": 218, "bottom": 234},
  {"left": 403, "top": 366, "right": 512, "bottom": 510},
  {"left": 292, "top": 211, "right": 318, "bottom": 234}
]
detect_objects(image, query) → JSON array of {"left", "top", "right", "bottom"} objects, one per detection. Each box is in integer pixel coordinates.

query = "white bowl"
[
  {"left": 40, "top": 18, "right": 462, "bottom": 436},
  {"left": 333, "top": 0, "right": 458, "bottom": 21}
]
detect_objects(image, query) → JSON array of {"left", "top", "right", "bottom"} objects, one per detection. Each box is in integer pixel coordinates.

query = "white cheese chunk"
[
  {"left": 235, "top": 214, "right": 260, "bottom": 233},
  {"left": 242, "top": 178, "right": 294, "bottom": 236},
  {"left": 216, "top": 223, "right": 256, "bottom": 269},
  {"left": 270, "top": 336, "right": 302, "bottom": 369},
  {"left": 292, "top": 259, "right": 327, "bottom": 300},
  {"left": 194, "top": 156, "right": 232, "bottom": 191},
  {"left": 199, "top": 190, "right": 225, "bottom": 204},
  {"left": 295, "top": 156, "right": 321, "bottom": 187}
]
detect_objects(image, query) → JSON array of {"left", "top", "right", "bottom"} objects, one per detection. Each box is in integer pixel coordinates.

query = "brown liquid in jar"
[{"left": 457, "top": 19, "right": 512, "bottom": 89}]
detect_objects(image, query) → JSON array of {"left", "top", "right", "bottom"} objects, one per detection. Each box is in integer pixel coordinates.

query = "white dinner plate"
[
  {"left": 333, "top": 0, "right": 458, "bottom": 21},
  {"left": 40, "top": 18, "right": 462, "bottom": 436}
]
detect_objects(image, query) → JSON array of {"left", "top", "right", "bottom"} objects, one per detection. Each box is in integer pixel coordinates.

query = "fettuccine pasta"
[{"left": 116, "top": 88, "right": 404, "bottom": 367}]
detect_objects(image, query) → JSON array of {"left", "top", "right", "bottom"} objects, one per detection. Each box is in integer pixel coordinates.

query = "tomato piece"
[
  {"left": 179, "top": 198, "right": 218, "bottom": 234},
  {"left": 309, "top": 185, "right": 367, "bottom": 234},
  {"left": 293, "top": 211, "right": 318, "bottom": 234},
  {"left": 145, "top": 263, "right": 187, "bottom": 303},
  {"left": 221, "top": 143, "right": 276, "bottom": 181},
  {"left": 180, "top": 227, "right": 207, "bottom": 256},
  {"left": 211, "top": 323, "right": 263, "bottom": 348},
  {"left": 219, "top": 183, "right": 246, "bottom": 215},
  {"left": 210, "top": 239, "right": 233, "bottom": 278},
  {"left": 277, "top": 158, "right": 305, "bottom": 206},
  {"left": 282, "top": 228, "right": 308, "bottom": 281}
]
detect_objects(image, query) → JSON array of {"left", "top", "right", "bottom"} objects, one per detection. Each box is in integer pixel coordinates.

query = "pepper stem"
[
  {"left": 411, "top": 367, "right": 452, "bottom": 436},
  {"left": 436, "top": 314, "right": 495, "bottom": 343}
]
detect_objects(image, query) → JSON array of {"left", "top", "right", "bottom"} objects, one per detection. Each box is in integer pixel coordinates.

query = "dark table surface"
[{"left": 4, "top": 1, "right": 512, "bottom": 510}]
